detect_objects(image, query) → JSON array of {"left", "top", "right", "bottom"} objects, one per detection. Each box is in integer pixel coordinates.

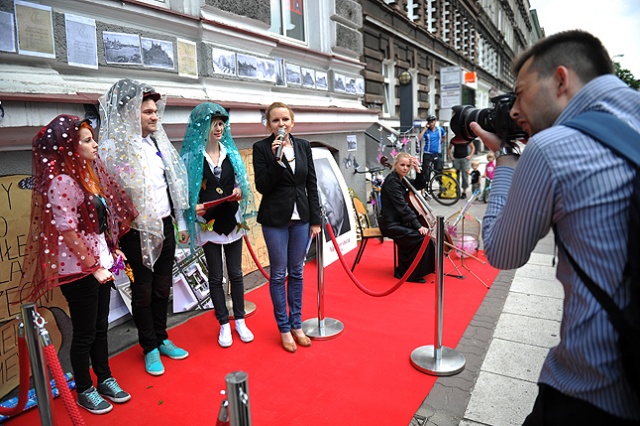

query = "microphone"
[{"left": 275, "top": 127, "right": 286, "bottom": 161}]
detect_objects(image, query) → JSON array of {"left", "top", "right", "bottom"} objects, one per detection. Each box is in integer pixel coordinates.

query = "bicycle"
[
  {"left": 353, "top": 165, "right": 386, "bottom": 223},
  {"left": 420, "top": 159, "right": 461, "bottom": 206}
]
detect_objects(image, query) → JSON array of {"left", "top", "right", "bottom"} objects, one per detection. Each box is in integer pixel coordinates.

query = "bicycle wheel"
[{"left": 429, "top": 172, "right": 461, "bottom": 206}]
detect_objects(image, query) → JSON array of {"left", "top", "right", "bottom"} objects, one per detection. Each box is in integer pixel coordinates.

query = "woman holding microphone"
[{"left": 252, "top": 102, "right": 321, "bottom": 353}]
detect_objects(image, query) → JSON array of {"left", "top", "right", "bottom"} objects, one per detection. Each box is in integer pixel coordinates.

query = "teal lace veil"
[{"left": 181, "top": 102, "right": 256, "bottom": 249}]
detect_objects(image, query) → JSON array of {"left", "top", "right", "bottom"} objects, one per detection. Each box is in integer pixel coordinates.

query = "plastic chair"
[{"left": 351, "top": 196, "right": 384, "bottom": 271}]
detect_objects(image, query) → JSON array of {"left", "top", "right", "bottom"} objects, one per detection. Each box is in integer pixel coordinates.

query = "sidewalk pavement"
[{"left": 410, "top": 153, "right": 563, "bottom": 426}]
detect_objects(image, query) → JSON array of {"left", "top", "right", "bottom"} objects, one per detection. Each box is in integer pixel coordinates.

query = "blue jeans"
[{"left": 262, "top": 221, "right": 310, "bottom": 333}]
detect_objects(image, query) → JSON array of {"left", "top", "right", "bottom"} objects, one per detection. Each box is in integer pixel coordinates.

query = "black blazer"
[
  {"left": 252, "top": 134, "right": 321, "bottom": 227},
  {"left": 199, "top": 156, "right": 239, "bottom": 235},
  {"left": 379, "top": 171, "right": 426, "bottom": 230}
]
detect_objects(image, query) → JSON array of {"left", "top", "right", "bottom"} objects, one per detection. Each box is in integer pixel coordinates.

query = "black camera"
[{"left": 450, "top": 93, "right": 528, "bottom": 142}]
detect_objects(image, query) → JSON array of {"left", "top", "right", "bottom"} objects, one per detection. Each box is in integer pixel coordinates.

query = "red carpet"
[{"left": 11, "top": 240, "right": 498, "bottom": 425}]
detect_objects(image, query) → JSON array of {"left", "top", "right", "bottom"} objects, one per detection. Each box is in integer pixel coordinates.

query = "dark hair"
[{"left": 513, "top": 30, "right": 613, "bottom": 83}]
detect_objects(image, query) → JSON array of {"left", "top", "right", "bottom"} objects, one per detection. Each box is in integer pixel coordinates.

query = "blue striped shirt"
[{"left": 483, "top": 75, "right": 640, "bottom": 420}]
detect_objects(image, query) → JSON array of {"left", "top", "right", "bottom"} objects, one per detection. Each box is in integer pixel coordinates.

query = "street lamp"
[{"left": 611, "top": 54, "right": 624, "bottom": 61}]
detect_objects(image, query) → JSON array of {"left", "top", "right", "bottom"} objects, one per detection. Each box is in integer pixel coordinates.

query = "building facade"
[
  {"left": 0, "top": 0, "right": 376, "bottom": 198},
  {"left": 360, "top": 0, "right": 532, "bottom": 127}
]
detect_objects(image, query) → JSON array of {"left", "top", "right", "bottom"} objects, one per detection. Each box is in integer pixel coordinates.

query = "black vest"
[{"left": 199, "top": 157, "right": 239, "bottom": 235}]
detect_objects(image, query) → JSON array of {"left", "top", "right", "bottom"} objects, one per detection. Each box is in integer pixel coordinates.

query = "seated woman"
[{"left": 378, "top": 152, "right": 435, "bottom": 283}]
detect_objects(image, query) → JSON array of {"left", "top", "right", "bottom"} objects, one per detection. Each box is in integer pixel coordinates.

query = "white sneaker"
[
  {"left": 235, "top": 319, "right": 254, "bottom": 343},
  {"left": 218, "top": 323, "right": 233, "bottom": 348}
]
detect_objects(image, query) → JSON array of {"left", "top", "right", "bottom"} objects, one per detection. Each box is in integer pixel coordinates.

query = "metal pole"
[
  {"left": 301, "top": 211, "right": 344, "bottom": 339},
  {"left": 21, "top": 303, "right": 53, "bottom": 426},
  {"left": 410, "top": 216, "right": 466, "bottom": 375},
  {"left": 226, "top": 371, "right": 251, "bottom": 426}
]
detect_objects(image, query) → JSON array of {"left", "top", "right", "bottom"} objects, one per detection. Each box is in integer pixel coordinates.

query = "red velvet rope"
[
  {"left": 43, "top": 344, "right": 86, "bottom": 426},
  {"left": 243, "top": 235, "right": 270, "bottom": 280},
  {"left": 0, "top": 335, "right": 30, "bottom": 416},
  {"left": 325, "top": 223, "right": 431, "bottom": 297}
]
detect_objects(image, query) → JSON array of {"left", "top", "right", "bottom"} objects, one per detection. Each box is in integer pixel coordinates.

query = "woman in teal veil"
[{"left": 181, "top": 102, "right": 256, "bottom": 347}]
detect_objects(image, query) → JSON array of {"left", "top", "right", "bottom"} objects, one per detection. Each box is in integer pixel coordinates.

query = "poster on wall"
[
  {"left": 0, "top": 11, "right": 16, "bottom": 53},
  {"left": 311, "top": 148, "right": 357, "bottom": 267},
  {"left": 65, "top": 14, "right": 98, "bottom": 69},
  {"left": 177, "top": 39, "right": 198, "bottom": 78},
  {"left": 14, "top": 1, "right": 55, "bottom": 58}
]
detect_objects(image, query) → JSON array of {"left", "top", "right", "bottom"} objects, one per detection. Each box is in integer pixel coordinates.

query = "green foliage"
[{"left": 614, "top": 62, "right": 640, "bottom": 91}]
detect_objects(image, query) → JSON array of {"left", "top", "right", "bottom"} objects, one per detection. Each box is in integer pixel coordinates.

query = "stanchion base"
[
  {"left": 301, "top": 317, "right": 344, "bottom": 340},
  {"left": 410, "top": 345, "right": 466, "bottom": 376},
  {"left": 225, "top": 299, "right": 257, "bottom": 320}
]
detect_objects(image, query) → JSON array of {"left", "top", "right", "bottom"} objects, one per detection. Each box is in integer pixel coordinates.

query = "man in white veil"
[{"left": 99, "top": 78, "right": 190, "bottom": 376}]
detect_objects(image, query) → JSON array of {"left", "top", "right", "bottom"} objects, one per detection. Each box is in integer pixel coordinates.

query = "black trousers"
[
  {"left": 60, "top": 274, "right": 112, "bottom": 393},
  {"left": 422, "top": 152, "right": 443, "bottom": 183},
  {"left": 381, "top": 223, "right": 435, "bottom": 280},
  {"left": 523, "top": 384, "right": 640, "bottom": 426},
  {"left": 202, "top": 239, "right": 245, "bottom": 324},
  {"left": 119, "top": 216, "right": 175, "bottom": 354}
]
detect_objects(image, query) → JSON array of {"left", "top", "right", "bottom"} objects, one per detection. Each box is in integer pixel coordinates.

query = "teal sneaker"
[
  {"left": 144, "top": 348, "right": 165, "bottom": 376},
  {"left": 158, "top": 339, "right": 189, "bottom": 360}
]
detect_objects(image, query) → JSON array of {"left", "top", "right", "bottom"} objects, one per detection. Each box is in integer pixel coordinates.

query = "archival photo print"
[
  {"left": 257, "top": 58, "right": 276, "bottom": 82},
  {"left": 301, "top": 67, "right": 315, "bottom": 89},
  {"left": 312, "top": 148, "right": 357, "bottom": 267},
  {"left": 212, "top": 47, "right": 236, "bottom": 76},
  {"left": 237, "top": 53, "right": 259, "bottom": 78},
  {"left": 141, "top": 37, "right": 174, "bottom": 69},
  {"left": 286, "top": 63, "right": 301, "bottom": 85},
  {"left": 316, "top": 71, "right": 328, "bottom": 91},
  {"left": 103, "top": 31, "right": 141, "bottom": 64},
  {"left": 334, "top": 73, "right": 346, "bottom": 93}
]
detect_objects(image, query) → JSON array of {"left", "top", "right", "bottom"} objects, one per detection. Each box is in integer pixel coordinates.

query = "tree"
[{"left": 614, "top": 62, "right": 640, "bottom": 90}]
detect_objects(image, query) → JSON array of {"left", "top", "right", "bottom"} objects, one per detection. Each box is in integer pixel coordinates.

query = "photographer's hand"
[{"left": 469, "top": 122, "right": 501, "bottom": 152}]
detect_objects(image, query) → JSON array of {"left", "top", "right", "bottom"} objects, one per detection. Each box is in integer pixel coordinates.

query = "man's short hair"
[{"left": 513, "top": 30, "right": 613, "bottom": 84}]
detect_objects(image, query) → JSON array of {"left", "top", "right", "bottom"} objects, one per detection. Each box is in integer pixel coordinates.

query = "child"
[
  {"left": 482, "top": 152, "right": 495, "bottom": 203},
  {"left": 469, "top": 160, "right": 481, "bottom": 196}
]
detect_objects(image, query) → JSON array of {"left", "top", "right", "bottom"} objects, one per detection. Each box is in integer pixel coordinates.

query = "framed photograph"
[
  {"left": 103, "top": 31, "right": 142, "bottom": 65},
  {"left": 346, "top": 76, "right": 357, "bottom": 94},
  {"left": 237, "top": 53, "right": 259, "bottom": 78},
  {"left": 257, "top": 57, "right": 276, "bottom": 82},
  {"left": 356, "top": 77, "right": 365, "bottom": 95},
  {"left": 212, "top": 47, "right": 236, "bottom": 76},
  {"left": 315, "top": 71, "right": 328, "bottom": 91},
  {"left": 301, "top": 67, "right": 315, "bottom": 89},
  {"left": 334, "top": 73, "right": 346, "bottom": 93},
  {"left": 172, "top": 248, "right": 214, "bottom": 313},
  {"left": 141, "top": 37, "right": 174, "bottom": 69},
  {"left": 347, "top": 134, "right": 357, "bottom": 152},
  {"left": 0, "top": 11, "right": 16, "bottom": 53},
  {"left": 311, "top": 148, "right": 357, "bottom": 267},
  {"left": 286, "top": 63, "right": 301, "bottom": 85},
  {"left": 275, "top": 58, "right": 286, "bottom": 86}
]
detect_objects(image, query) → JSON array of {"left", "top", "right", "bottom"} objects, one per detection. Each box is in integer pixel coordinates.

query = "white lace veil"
[{"left": 98, "top": 78, "right": 189, "bottom": 270}]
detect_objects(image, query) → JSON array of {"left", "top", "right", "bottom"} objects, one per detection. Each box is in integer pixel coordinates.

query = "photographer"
[{"left": 472, "top": 31, "right": 640, "bottom": 424}]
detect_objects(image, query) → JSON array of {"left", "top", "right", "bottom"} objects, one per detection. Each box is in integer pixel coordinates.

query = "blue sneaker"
[
  {"left": 158, "top": 339, "right": 189, "bottom": 360},
  {"left": 145, "top": 348, "right": 165, "bottom": 376}
]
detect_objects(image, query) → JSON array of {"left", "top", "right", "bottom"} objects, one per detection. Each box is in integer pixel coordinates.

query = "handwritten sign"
[{"left": 0, "top": 175, "right": 67, "bottom": 398}]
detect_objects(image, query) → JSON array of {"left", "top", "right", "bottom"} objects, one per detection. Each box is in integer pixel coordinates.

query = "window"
[
  {"left": 382, "top": 60, "right": 396, "bottom": 118},
  {"left": 269, "top": 0, "right": 306, "bottom": 43}
]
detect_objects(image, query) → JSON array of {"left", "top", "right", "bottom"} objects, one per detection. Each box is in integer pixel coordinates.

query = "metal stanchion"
[
  {"left": 225, "top": 371, "right": 251, "bottom": 426},
  {"left": 301, "top": 213, "right": 344, "bottom": 339},
  {"left": 21, "top": 303, "right": 53, "bottom": 426},
  {"left": 410, "top": 216, "right": 466, "bottom": 375}
]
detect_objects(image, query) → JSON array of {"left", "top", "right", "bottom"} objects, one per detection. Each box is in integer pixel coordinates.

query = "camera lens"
[{"left": 451, "top": 105, "right": 492, "bottom": 142}]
